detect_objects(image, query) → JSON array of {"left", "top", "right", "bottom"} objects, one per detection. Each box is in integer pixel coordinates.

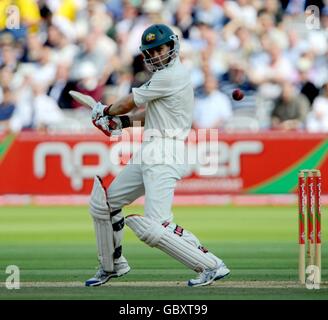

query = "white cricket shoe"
[
  {"left": 85, "top": 256, "right": 131, "bottom": 287},
  {"left": 188, "top": 263, "right": 230, "bottom": 287}
]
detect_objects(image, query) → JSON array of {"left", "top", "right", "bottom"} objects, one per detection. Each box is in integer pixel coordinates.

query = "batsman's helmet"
[{"left": 140, "top": 24, "right": 180, "bottom": 72}]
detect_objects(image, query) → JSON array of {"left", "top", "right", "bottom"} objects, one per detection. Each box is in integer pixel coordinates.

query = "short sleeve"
[{"left": 132, "top": 72, "right": 171, "bottom": 107}]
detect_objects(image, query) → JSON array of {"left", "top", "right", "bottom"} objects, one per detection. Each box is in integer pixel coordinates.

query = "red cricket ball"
[{"left": 232, "top": 89, "right": 244, "bottom": 101}]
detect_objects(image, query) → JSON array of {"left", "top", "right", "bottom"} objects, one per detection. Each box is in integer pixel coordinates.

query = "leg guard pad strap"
[{"left": 112, "top": 217, "right": 125, "bottom": 232}]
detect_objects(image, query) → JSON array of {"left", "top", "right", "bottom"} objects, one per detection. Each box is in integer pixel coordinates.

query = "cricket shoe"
[
  {"left": 188, "top": 263, "right": 230, "bottom": 287},
  {"left": 85, "top": 256, "right": 131, "bottom": 287}
]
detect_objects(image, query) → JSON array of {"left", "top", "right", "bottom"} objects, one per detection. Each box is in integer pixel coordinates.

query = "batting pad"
[
  {"left": 125, "top": 215, "right": 217, "bottom": 272},
  {"left": 89, "top": 176, "right": 114, "bottom": 272}
]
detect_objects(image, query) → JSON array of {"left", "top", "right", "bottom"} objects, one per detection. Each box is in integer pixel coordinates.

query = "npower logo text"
[{"left": 33, "top": 141, "right": 263, "bottom": 190}]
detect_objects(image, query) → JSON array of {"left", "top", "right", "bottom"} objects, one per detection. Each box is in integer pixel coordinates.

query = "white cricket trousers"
[
  {"left": 107, "top": 137, "right": 187, "bottom": 223},
  {"left": 104, "top": 137, "right": 223, "bottom": 270}
]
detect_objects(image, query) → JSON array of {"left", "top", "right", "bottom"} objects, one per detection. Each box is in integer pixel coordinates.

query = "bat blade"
[{"left": 69, "top": 90, "right": 97, "bottom": 109}]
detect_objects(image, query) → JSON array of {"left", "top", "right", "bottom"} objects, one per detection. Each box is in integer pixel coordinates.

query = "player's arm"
[
  {"left": 129, "top": 110, "right": 145, "bottom": 127},
  {"left": 106, "top": 94, "right": 137, "bottom": 116},
  {"left": 92, "top": 103, "right": 145, "bottom": 136},
  {"left": 97, "top": 70, "right": 167, "bottom": 119},
  {"left": 92, "top": 94, "right": 136, "bottom": 121},
  {"left": 92, "top": 92, "right": 140, "bottom": 119}
]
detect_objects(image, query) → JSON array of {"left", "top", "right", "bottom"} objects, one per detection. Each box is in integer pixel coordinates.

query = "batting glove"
[
  {"left": 93, "top": 115, "right": 130, "bottom": 137},
  {"left": 91, "top": 102, "right": 112, "bottom": 122}
]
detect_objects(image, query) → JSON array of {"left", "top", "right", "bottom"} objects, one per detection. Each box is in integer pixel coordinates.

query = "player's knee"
[
  {"left": 126, "top": 214, "right": 165, "bottom": 247},
  {"left": 107, "top": 185, "right": 124, "bottom": 213}
]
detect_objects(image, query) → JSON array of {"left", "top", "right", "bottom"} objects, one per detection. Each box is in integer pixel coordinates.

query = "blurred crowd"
[{"left": 0, "top": 0, "right": 327, "bottom": 134}]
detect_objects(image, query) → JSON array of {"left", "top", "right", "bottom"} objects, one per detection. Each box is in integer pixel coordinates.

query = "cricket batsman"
[{"left": 85, "top": 24, "right": 230, "bottom": 287}]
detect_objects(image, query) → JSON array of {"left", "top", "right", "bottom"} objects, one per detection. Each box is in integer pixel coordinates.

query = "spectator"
[
  {"left": 0, "top": 87, "right": 15, "bottom": 132},
  {"left": 29, "top": 74, "right": 65, "bottom": 131},
  {"left": 297, "top": 57, "right": 319, "bottom": 105},
  {"left": 193, "top": 74, "right": 233, "bottom": 129},
  {"left": 223, "top": 24, "right": 259, "bottom": 60},
  {"left": 11, "top": 71, "right": 64, "bottom": 132},
  {"left": 48, "top": 62, "right": 72, "bottom": 109},
  {"left": 24, "top": 32, "right": 44, "bottom": 63},
  {"left": 190, "top": 21, "right": 226, "bottom": 78},
  {"left": 256, "top": 11, "right": 276, "bottom": 36},
  {"left": 306, "top": 82, "right": 328, "bottom": 132},
  {"left": 250, "top": 42, "right": 296, "bottom": 99},
  {"left": 8, "top": 65, "right": 36, "bottom": 132},
  {"left": 258, "top": 0, "right": 284, "bottom": 25},
  {"left": 0, "top": 33, "right": 19, "bottom": 71},
  {"left": 70, "top": 61, "right": 105, "bottom": 109},
  {"left": 0, "top": 66, "right": 15, "bottom": 94},
  {"left": 114, "top": 0, "right": 143, "bottom": 65},
  {"left": 271, "top": 82, "right": 310, "bottom": 130},
  {"left": 224, "top": 0, "right": 258, "bottom": 29},
  {"left": 285, "top": 29, "right": 309, "bottom": 66},
  {"left": 73, "top": 11, "right": 117, "bottom": 76},
  {"left": 172, "top": 0, "right": 195, "bottom": 39},
  {"left": 33, "top": 45, "right": 57, "bottom": 85},
  {"left": 47, "top": 15, "right": 79, "bottom": 64},
  {"left": 195, "top": 0, "right": 225, "bottom": 30}
]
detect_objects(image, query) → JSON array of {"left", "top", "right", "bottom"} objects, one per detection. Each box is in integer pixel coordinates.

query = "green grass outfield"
[{"left": 0, "top": 205, "right": 327, "bottom": 300}]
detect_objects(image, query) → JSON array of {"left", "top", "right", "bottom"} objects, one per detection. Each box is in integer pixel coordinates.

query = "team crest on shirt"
[
  {"left": 145, "top": 80, "right": 151, "bottom": 88},
  {"left": 146, "top": 33, "right": 156, "bottom": 42}
]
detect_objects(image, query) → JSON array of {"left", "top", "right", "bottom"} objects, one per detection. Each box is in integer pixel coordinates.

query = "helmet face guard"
[{"left": 142, "top": 34, "right": 180, "bottom": 72}]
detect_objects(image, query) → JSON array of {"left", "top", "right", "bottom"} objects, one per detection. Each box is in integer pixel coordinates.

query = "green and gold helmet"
[{"left": 140, "top": 24, "right": 180, "bottom": 72}]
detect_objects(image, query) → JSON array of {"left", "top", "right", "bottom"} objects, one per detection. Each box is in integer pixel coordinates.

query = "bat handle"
[{"left": 111, "top": 129, "right": 123, "bottom": 137}]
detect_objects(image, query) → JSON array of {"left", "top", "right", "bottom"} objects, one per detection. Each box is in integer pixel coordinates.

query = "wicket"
[{"left": 298, "top": 169, "right": 321, "bottom": 284}]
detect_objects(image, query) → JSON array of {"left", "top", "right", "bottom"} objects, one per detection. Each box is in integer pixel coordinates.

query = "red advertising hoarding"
[{"left": 0, "top": 131, "right": 327, "bottom": 195}]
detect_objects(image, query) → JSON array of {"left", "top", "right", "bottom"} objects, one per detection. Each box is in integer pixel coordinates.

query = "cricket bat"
[
  {"left": 69, "top": 90, "right": 122, "bottom": 137},
  {"left": 69, "top": 90, "right": 97, "bottom": 109}
]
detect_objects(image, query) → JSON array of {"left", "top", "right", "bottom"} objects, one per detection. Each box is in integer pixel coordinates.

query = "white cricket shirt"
[{"left": 132, "top": 58, "right": 194, "bottom": 140}]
